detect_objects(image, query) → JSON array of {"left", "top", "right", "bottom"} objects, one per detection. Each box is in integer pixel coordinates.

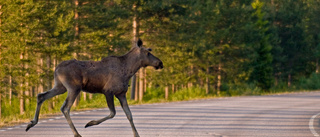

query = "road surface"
[{"left": 1, "top": 91, "right": 320, "bottom": 137}]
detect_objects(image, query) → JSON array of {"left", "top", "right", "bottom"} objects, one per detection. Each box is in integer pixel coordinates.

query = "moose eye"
[{"left": 147, "top": 52, "right": 151, "bottom": 56}]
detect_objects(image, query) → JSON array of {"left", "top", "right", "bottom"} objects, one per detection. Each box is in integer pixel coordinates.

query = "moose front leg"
[{"left": 116, "top": 93, "right": 139, "bottom": 137}]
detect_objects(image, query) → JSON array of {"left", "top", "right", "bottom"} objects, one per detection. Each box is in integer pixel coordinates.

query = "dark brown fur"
[{"left": 26, "top": 39, "right": 163, "bottom": 137}]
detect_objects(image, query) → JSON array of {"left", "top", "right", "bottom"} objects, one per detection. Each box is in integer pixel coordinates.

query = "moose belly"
[{"left": 82, "top": 79, "right": 105, "bottom": 93}]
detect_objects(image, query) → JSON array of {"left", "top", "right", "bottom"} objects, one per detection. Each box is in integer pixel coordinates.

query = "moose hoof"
[
  {"left": 25, "top": 121, "right": 37, "bottom": 132},
  {"left": 74, "top": 134, "right": 82, "bottom": 137},
  {"left": 85, "top": 120, "right": 99, "bottom": 128}
]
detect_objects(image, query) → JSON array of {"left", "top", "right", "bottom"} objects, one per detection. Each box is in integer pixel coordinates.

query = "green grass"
[
  {"left": 169, "top": 87, "right": 209, "bottom": 101},
  {"left": 142, "top": 86, "right": 214, "bottom": 103}
]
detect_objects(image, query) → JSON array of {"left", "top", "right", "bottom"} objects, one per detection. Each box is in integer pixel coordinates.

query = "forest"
[{"left": 1, "top": 0, "right": 320, "bottom": 126}]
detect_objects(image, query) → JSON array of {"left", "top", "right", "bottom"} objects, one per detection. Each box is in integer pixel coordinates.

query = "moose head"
[{"left": 135, "top": 39, "right": 163, "bottom": 70}]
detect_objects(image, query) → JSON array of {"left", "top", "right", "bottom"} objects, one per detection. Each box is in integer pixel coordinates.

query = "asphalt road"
[{"left": 1, "top": 91, "right": 320, "bottom": 137}]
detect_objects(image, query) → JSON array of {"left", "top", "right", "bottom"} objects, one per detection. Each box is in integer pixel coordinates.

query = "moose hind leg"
[
  {"left": 26, "top": 85, "right": 66, "bottom": 131},
  {"left": 61, "top": 88, "right": 82, "bottom": 137},
  {"left": 116, "top": 94, "right": 139, "bottom": 137},
  {"left": 85, "top": 92, "right": 116, "bottom": 128}
]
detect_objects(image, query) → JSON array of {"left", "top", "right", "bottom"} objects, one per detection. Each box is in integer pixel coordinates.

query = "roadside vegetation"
[{"left": 1, "top": 0, "right": 320, "bottom": 128}]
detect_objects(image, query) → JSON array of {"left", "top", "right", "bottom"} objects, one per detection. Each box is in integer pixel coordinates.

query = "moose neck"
[{"left": 123, "top": 47, "right": 143, "bottom": 79}]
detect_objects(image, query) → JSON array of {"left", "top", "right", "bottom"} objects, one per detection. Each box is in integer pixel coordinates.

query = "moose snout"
[{"left": 156, "top": 61, "right": 163, "bottom": 69}]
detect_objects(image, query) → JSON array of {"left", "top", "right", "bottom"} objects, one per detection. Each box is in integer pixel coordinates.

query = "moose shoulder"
[{"left": 26, "top": 39, "right": 163, "bottom": 137}]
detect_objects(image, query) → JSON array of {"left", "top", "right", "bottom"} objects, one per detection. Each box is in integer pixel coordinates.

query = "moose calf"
[{"left": 26, "top": 39, "right": 163, "bottom": 137}]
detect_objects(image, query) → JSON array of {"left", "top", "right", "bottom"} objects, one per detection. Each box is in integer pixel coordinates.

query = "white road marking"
[{"left": 309, "top": 112, "right": 320, "bottom": 137}]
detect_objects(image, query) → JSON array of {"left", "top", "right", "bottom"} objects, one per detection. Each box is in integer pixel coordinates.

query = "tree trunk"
[
  {"left": 0, "top": 5, "right": 2, "bottom": 116},
  {"left": 131, "top": 2, "right": 140, "bottom": 100},
  {"left": 52, "top": 57, "right": 57, "bottom": 107},
  {"left": 38, "top": 58, "right": 44, "bottom": 95},
  {"left": 73, "top": 0, "right": 80, "bottom": 107},
  {"left": 130, "top": 76, "right": 136, "bottom": 100},
  {"left": 288, "top": 74, "right": 291, "bottom": 87},
  {"left": 30, "top": 86, "right": 34, "bottom": 98},
  {"left": 47, "top": 55, "right": 54, "bottom": 111},
  {"left": 139, "top": 68, "right": 144, "bottom": 102},
  {"left": 89, "top": 94, "right": 93, "bottom": 100},
  {"left": 0, "top": 5, "right": 12, "bottom": 105},
  {"left": 25, "top": 53, "right": 30, "bottom": 105},
  {"left": 0, "top": 93, "right": 2, "bottom": 119},
  {"left": 20, "top": 53, "right": 25, "bottom": 115},
  {"left": 134, "top": 78, "right": 139, "bottom": 101},
  {"left": 217, "top": 62, "right": 222, "bottom": 95},
  {"left": 0, "top": 4, "right": 1, "bottom": 116},
  {"left": 73, "top": 0, "right": 79, "bottom": 59},
  {"left": 74, "top": 0, "right": 79, "bottom": 37},
  {"left": 172, "top": 84, "right": 175, "bottom": 93},
  {"left": 20, "top": 84, "right": 24, "bottom": 115},
  {"left": 188, "top": 65, "right": 193, "bottom": 88},
  {"left": 0, "top": 90, "right": 2, "bottom": 118},
  {"left": 83, "top": 92, "right": 87, "bottom": 101},
  {"left": 181, "top": 84, "right": 185, "bottom": 89},
  {"left": 165, "top": 86, "right": 169, "bottom": 100},
  {"left": 206, "top": 67, "right": 210, "bottom": 94},
  {"left": 316, "top": 58, "right": 319, "bottom": 73},
  {"left": 25, "top": 78, "right": 30, "bottom": 105},
  {"left": 144, "top": 68, "right": 147, "bottom": 92},
  {"left": 200, "top": 78, "right": 204, "bottom": 87},
  {"left": 73, "top": 93, "right": 80, "bottom": 107},
  {"left": 9, "top": 74, "right": 12, "bottom": 105}
]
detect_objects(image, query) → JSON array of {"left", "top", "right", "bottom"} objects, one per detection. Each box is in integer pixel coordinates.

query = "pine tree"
[
  {"left": 270, "top": 0, "right": 308, "bottom": 86},
  {"left": 0, "top": 0, "right": 42, "bottom": 114},
  {"left": 249, "top": 0, "right": 273, "bottom": 91},
  {"left": 304, "top": 0, "right": 320, "bottom": 74}
]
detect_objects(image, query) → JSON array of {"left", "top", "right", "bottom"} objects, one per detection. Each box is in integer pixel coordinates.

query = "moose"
[{"left": 25, "top": 39, "right": 163, "bottom": 137}]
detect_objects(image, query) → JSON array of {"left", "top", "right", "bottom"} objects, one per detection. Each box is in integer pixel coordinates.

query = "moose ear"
[{"left": 137, "top": 38, "right": 143, "bottom": 47}]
